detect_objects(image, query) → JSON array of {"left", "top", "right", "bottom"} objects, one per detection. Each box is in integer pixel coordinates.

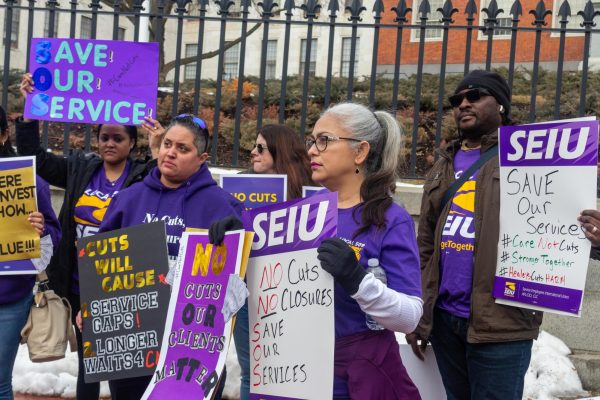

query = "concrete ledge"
[{"left": 569, "top": 351, "right": 600, "bottom": 391}]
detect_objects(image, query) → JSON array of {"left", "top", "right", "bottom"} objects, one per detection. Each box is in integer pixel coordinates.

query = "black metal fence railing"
[{"left": 1, "top": 0, "right": 599, "bottom": 177}]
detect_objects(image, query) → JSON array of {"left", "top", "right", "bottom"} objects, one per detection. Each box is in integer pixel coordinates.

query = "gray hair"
[{"left": 321, "top": 102, "right": 403, "bottom": 180}]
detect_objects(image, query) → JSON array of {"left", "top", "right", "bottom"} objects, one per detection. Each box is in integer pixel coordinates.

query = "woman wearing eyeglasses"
[
  {"left": 97, "top": 114, "right": 243, "bottom": 399},
  {"left": 16, "top": 73, "right": 162, "bottom": 400},
  {"left": 234, "top": 124, "right": 314, "bottom": 400},
  {"left": 307, "top": 103, "right": 423, "bottom": 399}
]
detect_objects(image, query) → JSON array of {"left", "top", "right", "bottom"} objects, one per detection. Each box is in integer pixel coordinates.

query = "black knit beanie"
[{"left": 455, "top": 70, "right": 511, "bottom": 117}]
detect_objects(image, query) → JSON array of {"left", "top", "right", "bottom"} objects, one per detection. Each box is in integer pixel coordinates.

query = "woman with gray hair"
[{"left": 308, "top": 103, "right": 423, "bottom": 399}]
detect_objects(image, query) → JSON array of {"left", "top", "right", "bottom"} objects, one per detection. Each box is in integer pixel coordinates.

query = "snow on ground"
[{"left": 13, "top": 330, "right": 588, "bottom": 399}]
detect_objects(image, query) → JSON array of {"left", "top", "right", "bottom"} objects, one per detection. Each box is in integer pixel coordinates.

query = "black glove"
[
  {"left": 317, "top": 237, "right": 366, "bottom": 296},
  {"left": 209, "top": 216, "right": 243, "bottom": 245}
]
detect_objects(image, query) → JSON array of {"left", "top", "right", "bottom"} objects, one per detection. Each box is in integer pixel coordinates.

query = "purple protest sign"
[
  {"left": 244, "top": 192, "right": 336, "bottom": 400},
  {"left": 499, "top": 119, "right": 598, "bottom": 167},
  {"left": 242, "top": 191, "right": 338, "bottom": 258},
  {"left": 494, "top": 117, "right": 599, "bottom": 316},
  {"left": 25, "top": 38, "right": 158, "bottom": 125},
  {"left": 302, "top": 186, "right": 325, "bottom": 198},
  {"left": 220, "top": 174, "right": 287, "bottom": 210},
  {"left": 142, "top": 231, "right": 245, "bottom": 400}
]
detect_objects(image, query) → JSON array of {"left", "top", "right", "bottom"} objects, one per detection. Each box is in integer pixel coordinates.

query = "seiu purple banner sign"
[
  {"left": 25, "top": 38, "right": 159, "bottom": 126},
  {"left": 243, "top": 191, "right": 337, "bottom": 257},
  {"left": 499, "top": 119, "right": 599, "bottom": 167}
]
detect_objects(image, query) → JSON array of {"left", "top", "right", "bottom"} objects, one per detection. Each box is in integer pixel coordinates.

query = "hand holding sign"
[
  {"left": 578, "top": 209, "right": 600, "bottom": 247},
  {"left": 27, "top": 211, "right": 44, "bottom": 235},
  {"left": 317, "top": 237, "right": 366, "bottom": 296}
]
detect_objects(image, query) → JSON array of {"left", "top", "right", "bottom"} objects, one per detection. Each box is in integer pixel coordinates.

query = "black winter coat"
[{"left": 16, "top": 118, "right": 153, "bottom": 298}]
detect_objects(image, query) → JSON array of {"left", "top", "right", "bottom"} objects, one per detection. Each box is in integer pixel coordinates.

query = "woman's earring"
[
  {"left": 499, "top": 105, "right": 505, "bottom": 114},
  {"left": 355, "top": 167, "right": 360, "bottom": 174}
]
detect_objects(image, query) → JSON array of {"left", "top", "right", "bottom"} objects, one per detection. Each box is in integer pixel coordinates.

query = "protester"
[
  {"left": 16, "top": 73, "right": 162, "bottom": 400},
  {"left": 234, "top": 124, "right": 315, "bottom": 400},
  {"left": 96, "top": 114, "right": 243, "bottom": 399},
  {"left": 305, "top": 102, "right": 423, "bottom": 399},
  {"left": 405, "top": 70, "right": 541, "bottom": 399},
  {"left": 0, "top": 105, "right": 60, "bottom": 400}
]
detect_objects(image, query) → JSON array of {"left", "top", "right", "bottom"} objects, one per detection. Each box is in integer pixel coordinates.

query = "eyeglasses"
[
  {"left": 448, "top": 88, "right": 492, "bottom": 108},
  {"left": 254, "top": 143, "right": 268, "bottom": 154},
  {"left": 305, "top": 135, "right": 362, "bottom": 152},
  {"left": 175, "top": 113, "right": 208, "bottom": 130}
]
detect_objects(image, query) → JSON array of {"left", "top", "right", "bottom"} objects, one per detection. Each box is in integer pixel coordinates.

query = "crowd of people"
[{"left": 0, "top": 69, "right": 599, "bottom": 400}]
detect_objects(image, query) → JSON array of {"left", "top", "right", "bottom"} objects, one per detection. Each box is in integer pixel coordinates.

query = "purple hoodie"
[
  {"left": 0, "top": 176, "right": 61, "bottom": 304},
  {"left": 99, "top": 163, "right": 243, "bottom": 260}
]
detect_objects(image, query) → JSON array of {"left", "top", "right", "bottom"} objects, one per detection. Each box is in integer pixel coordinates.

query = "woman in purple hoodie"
[
  {"left": 97, "top": 114, "right": 243, "bottom": 399},
  {"left": 0, "top": 105, "right": 60, "bottom": 400}
]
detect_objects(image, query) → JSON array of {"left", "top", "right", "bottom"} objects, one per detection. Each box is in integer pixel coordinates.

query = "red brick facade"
[{"left": 377, "top": 0, "right": 585, "bottom": 67}]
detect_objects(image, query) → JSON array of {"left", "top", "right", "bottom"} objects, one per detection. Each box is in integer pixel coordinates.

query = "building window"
[
  {"left": 341, "top": 37, "right": 360, "bottom": 78},
  {"left": 43, "top": 10, "right": 59, "bottom": 38},
  {"left": 118, "top": 27, "right": 126, "bottom": 41},
  {"left": 3, "top": 3, "right": 20, "bottom": 48},
  {"left": 230, "top": 0, "right": 242, "bottom": 17},
  {"left": 223, "top": 42, "right": 240, "bottom": 80},
  {"left": 184, "top": 44, "right": 198, "bottom": 81},
  {"left": 412, "top": 0, "right": 443, "bottom": 41},
  {"left": 80, "top": 16, "right": 92, "bottom": 39},
  {"left": 299, "top": 39, "right": 317, "bottom": 77},
  {"left": 478, "top": 0, "right": 513, "bottom": 38},
  {"left": 552, "top": 0, "right": 586, "bottom": 31},
  {"left": 265, "top": 40, "right": 277, "bottom": 79}
]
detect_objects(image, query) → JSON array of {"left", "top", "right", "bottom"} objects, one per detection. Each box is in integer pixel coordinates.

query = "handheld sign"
[
  {"left": 142, "top": 231, "right": 247, "bottom": 400},
  {"left": 302, "top": 186, "right": 323, "bottom": 198},
  {"left": 243, "top": 191, "right": 337, "bottom": 400},
  {"left": 493, "top": 117, "right": 599, "bottom": 316},
  {"left": 25, "top": 38, "right": 159, "bottom": 125},
  {"left": 220, "top": 174, "right": 287, "bottom": 210},
  {"left": 77, "top": 221, "right": 170, "bottom": 382},
  {"left": 0, "top": 157, "right": 40, "bottom": 273}
]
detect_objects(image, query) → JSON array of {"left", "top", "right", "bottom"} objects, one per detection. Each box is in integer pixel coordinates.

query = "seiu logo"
[
  {"left": 504, "top": 282, "right": 516, "bottom": 297},
  {"left": 507, "top": 127, "right": 589, "bottom": 161}
]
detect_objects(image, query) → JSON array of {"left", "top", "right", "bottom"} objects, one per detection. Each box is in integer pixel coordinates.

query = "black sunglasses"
[
  {"left": 448, "top": 88, "right": 492, "bottom": 108},
  {"left": 254, "top": 143, "right": 268, "bottom": 154}
]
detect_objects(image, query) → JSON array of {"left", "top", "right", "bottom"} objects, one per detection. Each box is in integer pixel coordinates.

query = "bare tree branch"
[{"left": 161, "top": 22, "right": 263, "bottom": 75}]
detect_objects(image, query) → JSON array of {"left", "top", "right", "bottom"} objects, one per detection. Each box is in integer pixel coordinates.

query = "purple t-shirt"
[
  {"left": 334, "top": 202, "right": 421, "bottom": 397},
  {"left": 438, "top": 148, "right": 480, "bottom": 318},
  {"left": 71, "top": 162, "right": 130, "bottom": 293}
]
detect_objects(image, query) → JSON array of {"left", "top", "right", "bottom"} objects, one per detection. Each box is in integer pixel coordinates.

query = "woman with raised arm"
[{"left": 16, "top": 73, "right": 162, "bottom": 400}]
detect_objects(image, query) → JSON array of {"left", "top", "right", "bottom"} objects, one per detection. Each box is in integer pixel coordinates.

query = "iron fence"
[{"left": 1, "top": 0, "right": 599, "bottom": 176}]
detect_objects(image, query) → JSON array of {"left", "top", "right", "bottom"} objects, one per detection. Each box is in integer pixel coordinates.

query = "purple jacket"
[
  {"left": 99, "top": 163, "right": 243, "bottom": 259},
  {"left": 0, "top": 176, "right": 61, "bottom": 304}
]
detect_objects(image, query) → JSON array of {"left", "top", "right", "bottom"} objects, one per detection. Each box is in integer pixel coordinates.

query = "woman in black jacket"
[{"left": 16, "top": 73, "right": 162, "bottom": 400}]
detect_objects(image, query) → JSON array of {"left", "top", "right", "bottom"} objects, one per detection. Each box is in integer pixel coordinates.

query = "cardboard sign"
[
  {"left": 220, "top": 174, "right": 287, "bottom": 210},
  {"left": 243, "top": 191, "right": 337, "bottom": 400},
  {"left": 0, "top": 157, "right": 39, "bottom": 271},
  {"left": 493, "top": 117, "right": 599, "bottom": 316},
  {"left": 142, "top": 231, "right": 249, "bottom": 399},
  {"left": 301, "top": 186, "right": 323, "bottom": 198},
  {"left": 77, "top": 221, "right": 171, "bottom": 382},
  {"left": 25, "top": 38, "right": 158, "bottom": 125}
]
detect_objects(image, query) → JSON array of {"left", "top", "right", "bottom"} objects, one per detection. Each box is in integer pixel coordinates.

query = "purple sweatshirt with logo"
[
  {"left": 0, "top": 176, "right": 61, "bottom": 304},
  {"left": 99, "top": 163, "right": 243, "bottom": 260}
]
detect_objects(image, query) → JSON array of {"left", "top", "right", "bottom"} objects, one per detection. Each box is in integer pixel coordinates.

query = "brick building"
[{"left": 376, "top": 0, "right": 597, "bottom": 75}]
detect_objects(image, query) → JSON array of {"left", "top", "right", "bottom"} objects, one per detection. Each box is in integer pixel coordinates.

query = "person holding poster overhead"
[
  {"left": 305, "top": 103, "right": 424, "bottom": 399},
  {"left": 405, "top": 70, "right": 539, "bottom": 399},
  {"left": 97, "top": 114, "right": 243, "bottom": 399},
  {"left": 0, "top": 105, "right": 61, "bottom": 400},
  {"left": 232, "top": 123, "right": 315, "bottom": 400},
  {"left": 15, "top": 74, "right": 161, "bottom": 400}
]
